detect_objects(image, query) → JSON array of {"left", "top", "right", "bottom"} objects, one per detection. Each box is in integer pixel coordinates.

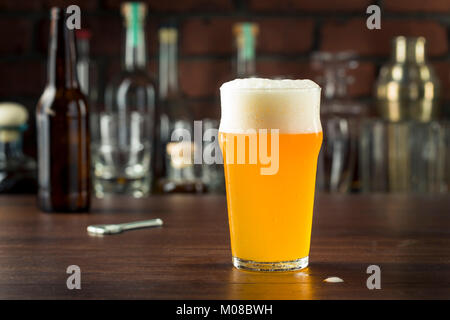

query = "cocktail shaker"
[{"left": 375, "top": 36, "right": 440, "bottom": 122}]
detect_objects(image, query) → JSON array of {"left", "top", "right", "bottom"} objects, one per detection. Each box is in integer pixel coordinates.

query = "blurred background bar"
[
  {"left": 0, "top": 0, "right": 449, "bottom": 195},
  {"left": 359, "top": 119, "right": 450, "bottom": 193}
]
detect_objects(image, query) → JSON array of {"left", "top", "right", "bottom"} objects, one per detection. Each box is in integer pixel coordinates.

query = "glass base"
[
  {"left": 94, "top": 176, "right": 150, "bottom": 198},
  {"left": 232, "top": 256, "right": 309, "bottom": 272}
]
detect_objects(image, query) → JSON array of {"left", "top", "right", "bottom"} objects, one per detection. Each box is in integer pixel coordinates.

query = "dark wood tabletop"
[{"left": 0, "top": 194, "right": 449, "bottom": 300}]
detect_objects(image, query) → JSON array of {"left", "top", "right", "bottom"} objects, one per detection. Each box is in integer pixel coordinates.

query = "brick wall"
[{"left": 0, "top": 0, "right": 449, "bottom": 156}]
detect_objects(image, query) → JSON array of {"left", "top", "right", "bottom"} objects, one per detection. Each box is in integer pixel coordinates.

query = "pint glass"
[{"left": 219, "top": 78, "right": 322, "bottom": 271}]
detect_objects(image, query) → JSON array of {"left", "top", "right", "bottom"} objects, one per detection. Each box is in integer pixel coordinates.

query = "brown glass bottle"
[{"left": 36, "top": 8, "right": 90, "bottom": 212}]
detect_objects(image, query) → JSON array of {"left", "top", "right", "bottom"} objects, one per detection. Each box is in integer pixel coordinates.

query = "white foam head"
[{"left": 219, "top": 78, "right": 322, "bottom": 134}]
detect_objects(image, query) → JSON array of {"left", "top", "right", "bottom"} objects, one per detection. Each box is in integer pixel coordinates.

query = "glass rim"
[{"left": 220, "top": 86, "right": 322, "bottom": 92}]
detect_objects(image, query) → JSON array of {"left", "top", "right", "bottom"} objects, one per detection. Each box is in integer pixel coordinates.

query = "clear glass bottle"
[
  {"left": 200, "top": 118, "right": 225, "bottom": 193},
  {"left": 311, "top": 51, "right": 370, "bottom": 193},
  {"left": 0, "top": 103, "right": 36, "bottom": 193},
  {"left": 95, "top": 2, "right": 156, "bottom": 198},
  {"left": 157, "top": 27, "right": 204, "bottom": 193},
  {"left": 198, "top": 23, "right": 257, "bottom": 194},
  {"left": 196, "top": 23, "right": 259, "bottom": 194}
]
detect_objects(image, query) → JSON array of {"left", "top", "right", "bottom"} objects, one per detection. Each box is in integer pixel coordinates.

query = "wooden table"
[{"left": 0, "top": 194, "right": 449, "bottom": 300}]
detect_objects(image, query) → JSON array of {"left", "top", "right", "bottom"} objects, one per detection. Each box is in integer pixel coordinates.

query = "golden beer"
[{"left": 219, "top": 78, "right": 322, "bottom": 271}]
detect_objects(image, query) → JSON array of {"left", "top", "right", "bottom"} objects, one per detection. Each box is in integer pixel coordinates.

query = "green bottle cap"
[{"left": 121, "top": 2, "right": 147, "bottom": 47}]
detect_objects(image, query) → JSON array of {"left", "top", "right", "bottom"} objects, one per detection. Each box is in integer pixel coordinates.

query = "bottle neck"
[
  {"left": 235, "top": 23, "right": 256, "bottom": 78},
  {"left": 237, "top": 48, "right": 255, "bottom": 77},
  {"left": 77, "top": 37, "right": 89, "bottom": 61},
  {"left": 76, "top": 37, "right": 90, "bottom": 95},
  {"left": 392, "top": 37, "right": 426, "bottom": 64},
  {"left": 47, "top": 10, "right": 79, "bottom": 89},
  {"left": 123, "top": 16, "right": 147, "bottom": 71},
  {"left": 159, "top": 29, "right": 179, "bottom": 99}
]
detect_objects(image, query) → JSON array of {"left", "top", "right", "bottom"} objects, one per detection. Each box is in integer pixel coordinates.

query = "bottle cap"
[
  {"left": 0, "top": 102, "right": 28, "bottom": 126},
  {"left": 159, "top": 28, "right": 177, "bottom": 43},
  {"left": 233, "top": 22, "right": 259, "bottom": 37},
  {"left": 233, "top": 22, "right": 259, "bottom": 60},
  {"left": 121, "top": 2, "right": 147, "bottom": 26},
  {"left": 75, "top": 29, "right": 91, "bottom": 39},
  {"left": 0, "top": 102, "right": 28, "bottom": 142}
]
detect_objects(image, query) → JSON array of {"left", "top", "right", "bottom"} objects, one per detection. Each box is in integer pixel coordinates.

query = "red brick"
[
  {"left": 181, "top": 18, "right": 235, "bottom": 55},
  {"left": 384, "top": 0, "right": 450, "bottom": 13},
  {"left": 105, "top": 58, "right": 158, "bottom": 83},
  {"left": 179, "top": 60, "right": 231, "bottom": 98},
  {"left": 321, "top": 19, "right": 448, "bottom": 57},
  {"left": 183, "top": 18, "right": 314, "bottom": 56},
  {"left": 257, "top": 60, "right": 375, "bottom": 97},
  {"left": 0, "top": 0, "right": 40, "bottom": 10},
  {"left": 249, "top": 0, "right": 371, "bottom": 12},
  {"left": 91, "top": 18, "right": 158, "bottom": 57},
  {"left": 432, "top": 61, "right": 450, "bottom": 100},
  {"left": 257, "top": 19, "right": 314, "bottom": 54},
  {"left": 146, "top": 20, "right": 159, "bottom": 55},
  {"left": 104, "top": 0, "right": 232, "bottom": 12},
  {"left": 0, "top": 60, "right": 45, "bottom": 97},
  {"left": 344, "top": 62, "right": 376, "bottom": 97},
  {"left": 38, "top": 15, "right": 158, "bottom": 57},
  {"left": 42, "top": 0, "right": 98, "bottom": 10},
  {"left": 0, "top": 0, "right": 99, "bottom": 10},
  {"left": 83, "top": 16, "right": 122, "bottom": 56},
  {"left": 0, "top": 18, "right": 32, "bottom": 54},
  {"left": 257, "top": 60, "right": 316, "bottom": 79},
  {"left": 187, "top": 100, "right": 221, "bottom": 120}
]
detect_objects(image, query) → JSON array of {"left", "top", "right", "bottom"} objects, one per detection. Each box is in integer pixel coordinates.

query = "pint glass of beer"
[{"left": 219, "top": 78, "right": 322, "bottom": 271}]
